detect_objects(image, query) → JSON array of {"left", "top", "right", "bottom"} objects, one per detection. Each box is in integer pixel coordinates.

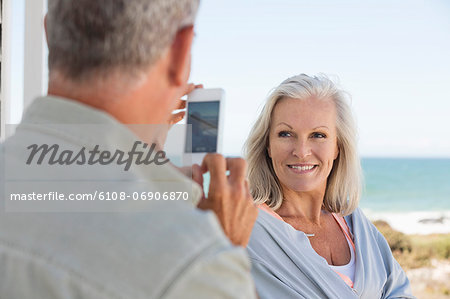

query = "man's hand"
[
  {"left": 168, "top": 83, "right": 203, "bottom": 126},
  {"left": 176, "top": 164, "right": 206, "bottom": 200},
  {"left": 152, "top": 83, "right": 203, "bottom": 149},
  {"left": 197, "top": 154, "right": 258, "bottom": 247}
]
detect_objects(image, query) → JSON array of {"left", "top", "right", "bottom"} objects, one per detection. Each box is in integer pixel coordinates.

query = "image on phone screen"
[{"left": 185, "top": 101, "right": 220, "bottom": 153}]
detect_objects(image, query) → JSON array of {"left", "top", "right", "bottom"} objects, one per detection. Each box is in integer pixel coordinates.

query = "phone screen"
[{"left": 185, "top": 101, "right": 220, "bottom": 153}]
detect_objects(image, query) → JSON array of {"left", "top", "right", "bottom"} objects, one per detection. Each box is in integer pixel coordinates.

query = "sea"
[
  {"left": 359, "top": 158, "right": 450, "bottom": 235},
  {"left": 197, "top": 157, "right": 450, "bottom": 235}
]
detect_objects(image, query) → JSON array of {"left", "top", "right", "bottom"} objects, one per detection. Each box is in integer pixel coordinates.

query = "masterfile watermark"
[
  {"left": 26, "top": 141, "right": 169, "bottom": 171},
  {"left": 2, "top": 123, "right": 194, "bottom": 212},
  {"left": 9, "top": 191, "right": 189, "bottom": 201}
]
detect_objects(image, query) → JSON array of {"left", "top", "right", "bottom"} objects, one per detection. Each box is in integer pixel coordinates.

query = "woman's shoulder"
[
  {"left": 247, "top": 208, "right": 282, "bottom": 260},
  {"left": 248, "top": 207, "right": 299, "bottom": 254},
  {"left": 250, "top": 207, "right": 286, "bottom": 241}
]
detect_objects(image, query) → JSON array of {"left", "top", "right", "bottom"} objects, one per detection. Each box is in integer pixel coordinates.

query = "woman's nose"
[{"left": 292, "top": 140, "right": 311, "bottom": 158}]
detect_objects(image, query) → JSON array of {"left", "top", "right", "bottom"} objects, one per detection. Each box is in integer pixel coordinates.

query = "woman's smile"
[{"left": 286, "top": 163, "right": 318, "bottom": 174}]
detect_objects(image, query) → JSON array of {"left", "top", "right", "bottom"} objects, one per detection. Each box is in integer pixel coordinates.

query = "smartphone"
[{"left": 184, "top": 88, "right": 225, "bottom": 165}]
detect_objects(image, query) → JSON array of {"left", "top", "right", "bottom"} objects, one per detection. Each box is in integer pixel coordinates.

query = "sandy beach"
[
  {"left": 407, "top": 259, "right": 450, "bottom": 299},
  {"left": 365, "top": 210, "right": 450, "bottom": 235},
  {"left": 370, "top": 215, "right": 450, "bottom": 298}
]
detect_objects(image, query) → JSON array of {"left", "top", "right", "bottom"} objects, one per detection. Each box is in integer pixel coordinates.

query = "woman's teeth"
[{"left": 288, "top": 165, "right": 316, "bottom": 171}]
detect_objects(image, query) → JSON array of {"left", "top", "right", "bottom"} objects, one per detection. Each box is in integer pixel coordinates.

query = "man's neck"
[{"left": 47, "top": 67, "right": 173, "bottom": 125}]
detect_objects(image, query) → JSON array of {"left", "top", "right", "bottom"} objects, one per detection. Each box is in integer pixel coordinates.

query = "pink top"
[{"left": 258, "top": 204, "right": 355, "bottom": 288}]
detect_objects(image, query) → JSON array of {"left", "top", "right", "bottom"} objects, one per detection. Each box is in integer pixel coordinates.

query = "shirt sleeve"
[
  {"left": 161, "top": 241, "right": 257, "bottom": 299},
  {"left": 349, "top": 209, "right": 416, "bottom": 299},
  {"left": 355, "top": 211, "right": 415, "bottom": 299}
]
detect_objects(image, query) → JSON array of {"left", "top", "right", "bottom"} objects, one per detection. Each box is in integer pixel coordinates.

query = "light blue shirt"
[{"left": 0, "top": 96, "right": 256, "bottom": 298}]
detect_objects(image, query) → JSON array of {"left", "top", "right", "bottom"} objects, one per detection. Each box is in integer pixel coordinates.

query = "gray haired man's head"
[{"left": 46, "top": 0, "right": 200, "bottom": 82}]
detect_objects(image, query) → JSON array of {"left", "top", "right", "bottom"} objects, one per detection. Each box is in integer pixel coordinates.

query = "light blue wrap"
[{"left": 247, "top": 207, "right": 416, "bottom": 299}]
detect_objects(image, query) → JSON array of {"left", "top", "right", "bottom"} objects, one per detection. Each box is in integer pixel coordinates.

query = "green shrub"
[{"left": 373, "top": 220, "right": 412, "bottom": 253}]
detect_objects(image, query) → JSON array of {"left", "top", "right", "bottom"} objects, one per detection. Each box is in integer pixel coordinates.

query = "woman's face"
[{"left": 268, "top": 97, "right": 339, "bottom": 195}]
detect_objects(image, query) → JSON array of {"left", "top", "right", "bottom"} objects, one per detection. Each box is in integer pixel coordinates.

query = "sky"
[
  {"left": 189, "top": 0, "right": 450, "bottom": 157},
  {"left": 9, "top": 0, "right": 450, "bottom": 158}
]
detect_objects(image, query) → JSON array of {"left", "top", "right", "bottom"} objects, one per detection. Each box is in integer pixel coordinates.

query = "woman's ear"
[{"left": 267, "top": 146, "right": 271, "bottom": 158}]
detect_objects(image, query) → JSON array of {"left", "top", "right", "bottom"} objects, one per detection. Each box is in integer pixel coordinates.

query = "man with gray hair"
[{"left": 0, "top": 0, "right": 258, "bottom": 298}]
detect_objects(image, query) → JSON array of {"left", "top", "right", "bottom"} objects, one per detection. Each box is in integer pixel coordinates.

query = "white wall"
[
  {"left": 1, "top": 0, "right": 47, "bottom": 140},
  {"left": 23, "top": 0, "right": 47, "bottom": 110}
]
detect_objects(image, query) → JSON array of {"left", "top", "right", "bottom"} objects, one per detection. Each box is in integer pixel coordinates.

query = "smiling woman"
[
  {"left": 267, "top": 97, "right": 339, "bottom": 204},
  {"left": 245, "top": 74, "right": 361, "bottom": 215},
  {"left": 244, "top": 74, "right": 415, "bottom": 298}
]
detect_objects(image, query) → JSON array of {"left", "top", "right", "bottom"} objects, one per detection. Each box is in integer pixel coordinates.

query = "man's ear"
[{"left": 168, "top": 25, "right": 194, "bottom": 86}]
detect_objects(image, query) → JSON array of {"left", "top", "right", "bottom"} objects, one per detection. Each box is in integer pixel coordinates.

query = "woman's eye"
[
  {"left": 278, "top": 131, "right": 292, "bottom": 137},
  {"left": 312, "top": 132, "right": 326, "bottom": 138}
]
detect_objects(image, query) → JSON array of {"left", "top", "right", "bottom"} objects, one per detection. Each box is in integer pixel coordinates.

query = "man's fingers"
[
  {"left": 170, "top": 83, "right": 203, "bottom": 125},
  {"left": 184, "top": 83, "right": 196, "bottom": 96},
  {"left": 226, "top": 157, "right": 247, "bottom": 184},
  {"left": 169, "top": 111, "right": 185, "bottom": 125},
  {"left": 191, "top": 164, "right": 204, "bottom": 187},
  {"left": 175, "top": 100, "right": 186, "bottom": 110},
  {"left": 201, "top": 154, "right": 227, "bottom": 191},
  {"left": 244, "top": 179, "right": 252, "bottom": 200},
  {"left": 197, "top": 154, "right": 258, "bottom": 247},
  {"left": 197, "top": 196, "right": 211, "bottom": 210},
  {"left": 183, "top": 83, "right": 203, "bottom": 98}
]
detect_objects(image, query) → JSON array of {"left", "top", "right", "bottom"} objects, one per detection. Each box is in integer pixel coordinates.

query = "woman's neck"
[{"left": 275, "top": 187, "right": 326, "bottom": 225}]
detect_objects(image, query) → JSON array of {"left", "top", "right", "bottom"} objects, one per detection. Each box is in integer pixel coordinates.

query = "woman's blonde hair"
[{"left": 244, "top": 74, "right": 362, "bottom": 216}]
